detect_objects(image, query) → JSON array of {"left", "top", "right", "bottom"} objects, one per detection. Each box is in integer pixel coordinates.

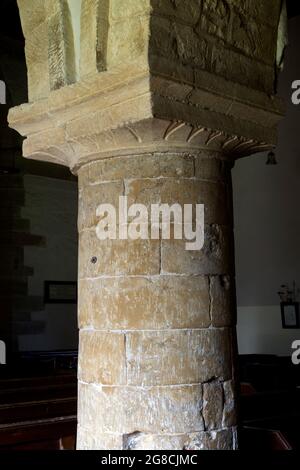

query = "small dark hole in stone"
[{"left": 91, "top": 256, "right": 98, "bottom": 264}]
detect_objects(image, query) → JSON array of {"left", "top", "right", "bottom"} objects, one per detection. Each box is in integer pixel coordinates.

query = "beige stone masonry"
[{"left": 10, "top": 0, "right": 284, "bottom": 450}]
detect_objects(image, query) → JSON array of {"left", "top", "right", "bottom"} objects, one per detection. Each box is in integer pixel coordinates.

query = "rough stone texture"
[
  {"left": 78, "top": 153, "right": 195, "bottom": 185},
  {"left": 125, "top": 178, "right": 230, "bottom": 226},
  {"left": 13, "top": 0, "right": 283, "bottom": 155},
  {"left": 222, "top": 379, "right": 237, "bottom": 428},
  {"left": 22, "top": 21, "right": 50, "bottom": 101},
  {"left": 78, "top": 382, "right": 204, "bottom": 435},
  {"left": 150, "top": 0, "right": 281, "bottom": 95},
  {"left": 203, "top": 381, "right": 224, "bottom": 430},
  {"left": 123, "top": 428, "right": 238, "bottom": 450},
  {"left": 126, "top": 329, "right": 232, "bottom": 386},
  {"left": 78, "top": 330, "right": 126, "bottom": 385},
  {"left": 78, "top": 275, "right": 211, "bottom": 330},
  {"left": 195, "top": 156, "right": 232, "bottom": 181},
  {"left": 77, "top": 423, "right": 238, "bottom": 451},
  {"left": 18, "top": 0, "right": 76, "bottom": 101},
  {"left": 79, "top": 229, "right": 160, "bottom": 277},
  {"left": 47, "top": 0, "right": 76, "bottom": 90},
  {"left": 184, "top": 428, "right": 238, "bottom": 450},
  {"left": 78, "top": 181, "right": 123, "bottom": 230},
  {"left": 77, "top": 427, "right": 124, "bottom": 450},
  {"left": 74, "top": 153, "right": 237, "bottom": 448},
  {"left": 80, "top": 0, "right": 110, "bottom": 77},
  {"left": 161, "top": 225, "right": 233, "bottom": 275},
  {"left": 11, "top": 0, "right": 284, "bottom": 451},
  {"left": 210, "top": 275, "right": 235, "bottom": 327}
]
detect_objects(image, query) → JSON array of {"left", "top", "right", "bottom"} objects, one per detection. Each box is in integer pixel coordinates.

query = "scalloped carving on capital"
[
  {"left": 70, "top": 119, "right": 274, "bottom": 172},
  {"left": 17, "top": 0, "right": 76, "bottom": 102},
  {"left": 18, "top": 117, "right": 274, "bottom": 173}
]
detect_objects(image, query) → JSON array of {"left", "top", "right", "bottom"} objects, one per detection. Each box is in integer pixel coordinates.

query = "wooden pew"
[{"left": 0, "top": 370, "right": 77, "bottom": 450}]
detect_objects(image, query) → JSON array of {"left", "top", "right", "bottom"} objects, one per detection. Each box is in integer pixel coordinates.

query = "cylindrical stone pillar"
[
  {"left": 77, "top": 150, "right": 237, "bottom": 450},
  {"left": 10, "top": 0, "right": 283, "bottom": 452}
]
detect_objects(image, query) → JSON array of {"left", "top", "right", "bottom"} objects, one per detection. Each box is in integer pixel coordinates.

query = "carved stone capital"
[{"left": 8, "top": 65, "right": 283, "bottom": 173}]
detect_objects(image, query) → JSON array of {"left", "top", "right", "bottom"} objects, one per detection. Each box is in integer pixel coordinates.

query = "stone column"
[
  {"left": 76, "top": 144, "right": 237, "bottom": 450},
  {"left": 10, "top": 0, "right": 284, "bottom": 450}
]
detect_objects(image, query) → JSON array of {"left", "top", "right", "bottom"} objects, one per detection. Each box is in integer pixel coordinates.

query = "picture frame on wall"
[
  {"left": 281, "top": 302, "right": 300, "bottom": 329},
  {"left": 44, "top": 281, "right": 77, "bottom": 304}
]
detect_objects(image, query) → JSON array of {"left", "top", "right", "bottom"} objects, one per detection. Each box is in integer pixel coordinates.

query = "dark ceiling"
[
  {"left": 0, "top": 0, "right": 24, "bottom": 42},
  {"left": 287, "top": 0, "right": 300, "bottom": 19}
]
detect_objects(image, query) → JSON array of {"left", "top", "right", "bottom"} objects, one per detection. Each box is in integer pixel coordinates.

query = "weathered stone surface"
[
  {"left": 123, "top": 432, "right": 185, "bottom": 450},
  {"left": 126, "top": 329, "right": 232, "bottom": 386},
  {"left": 203, "top": 381, "right": 224, "bottom": 431},
  {"left": 77, "top": 426, "right": 123, "bottom": 450},
  {"left": 123, "top": 428, "right": 238, "bottom": 450},
  {"left": 18, "top": 0, "right": 76, "bottom": 101},
  {"left": 108, "top": 16, "right": 150, "bottom": 68},
  {"left": 48, "top": 1, "right": 76, "bottom": 90},
  {"left": 79, "top": 153, "right": 194, "bottom": 185},
  {"left": 125, "top": 178, "right": 229, "bottom": 226},
  {"left": 150, "top": 0, "right": 279, "bottom": 94},
  {"left": 23, "top": 22, "right": 50, "bottom": 101},
  {"left": 161, "top": 225, "right": 233, "bottom": 275},
  {"left": 199, "top": 0, "right": 276, "bottom": 63},
  {"left": 79, "top": 275, "right": 210, "bottom": 330},
  {"left": 78, "top": 331, "right": 126, "bottom": 385},
  {"left": 210, "top": 275, "right": 235, "bottom": 327},
  {"left": 79, "top": 229, "right": 160, "bottom": 277},
  {"left": 78, "top": 382, "right": 204, "bottom": 434},
  {"left": 222, "top": 380, "right": 237, "bottom": 428},
  {"left": 78, "top": 427, "right": 237, "bottom": 450},
  {"left": 151, "top": 0, "right": 202, "bottom": 25},
  {"left": 78, "top": 181, "right": 123, "bottom": 230},
  {"left": 80, "top": 0, "right": 110, "bottom": 77},
  {"left": 17, "top": 0, "right": 46, "bottom": 35},
  {"left": 65, "top": 88, "right": 152, "bottom": 143},
  {"left": 195, "top": 157, "right": 231, "bottom": 182},
  {"left": 183, "top": 428, "right": 237, "bottom": 450},
  {"left": 110, "top": 0, "right": 150, "bottom": 20},
  {"left": 13, "top": 0, "right": 284, "bottom": 452}
]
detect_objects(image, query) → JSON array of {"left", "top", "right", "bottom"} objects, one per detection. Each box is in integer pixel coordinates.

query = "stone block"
[
  {"left": 77, "top": 426, "right": 123, "bottom": 450},
  {"left": 78, "top": 382, "right": 204, "bottom": 434},
  {"left": 108, "top": 17, "right": 149, "bottom": 67},
  {"left": 161, "top": 225, "right": 233, "bottom": 275},
  {"left": 203, "top": 381, "right": 224, "bottom": 430},
  {"left": 78, "top": 330, "right": 126, "bottom": 385},
  {"left": 151, "top": 0, "right": 202, "bottom": 25},
  {"left": 222, "top": 380, "right": 237, "bottom": 428},
  {"left": 183, "top": 428, "right": 237, "bottom": 450},
  {"left": 210, "top": 275, "right": 235, "bottom": 327},
  {"left": 110, "top": 0, "right": 150, "bottom": 20},
  {"left": 78, "top": 275, "right": 210, "bottom": 330},
  {"left": 79, "top": 229, "right": 160, "bottom": 278},
  {"left": 85, "top": 153, "right": 194, "bottom": 184},
  {"left": 125, "top": 178, "right": 229, "bottom": 226},
  {"left": 126, "top": 328, "right": 232, "bottom": 386},
  {"left": 24, "top": 22, "right": 50, "bottom": 101},
  {"left": 194, "top": 157, "right": 231, "bottom": 182},
  {"left": 78, "top": 181, "right": 123, "bottom": 230}
]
